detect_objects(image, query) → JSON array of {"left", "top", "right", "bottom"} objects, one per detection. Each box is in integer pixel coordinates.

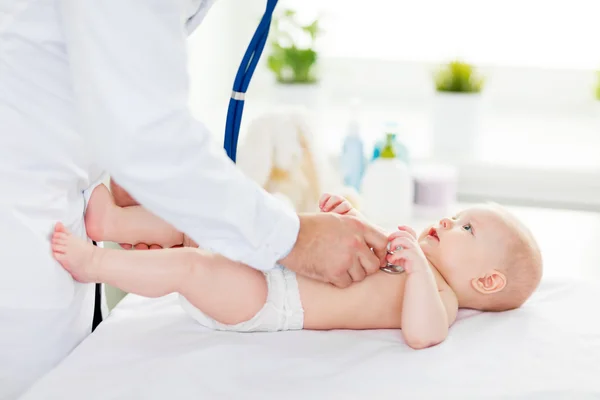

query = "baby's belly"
[{"left": 297, "top": 270, "right": 407, "bottom": 330}]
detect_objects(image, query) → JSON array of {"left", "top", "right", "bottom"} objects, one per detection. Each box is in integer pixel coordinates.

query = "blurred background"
[
  {"left": 107, "top": 0, "right": 600, "bottom": 308},
  {"left": 186, "top": 0, "right": 600, "bottom": 213}
]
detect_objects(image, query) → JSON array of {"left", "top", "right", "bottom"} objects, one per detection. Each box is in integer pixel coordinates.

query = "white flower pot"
[
  {"left": 431, "top": 92, "right": 482, "bottom": 163},
  {"left": 360, "top": 158, "right": 413, "bottom": 230},
  {"left": 270, "top": 83, "right": 322, "bottom": 110}
]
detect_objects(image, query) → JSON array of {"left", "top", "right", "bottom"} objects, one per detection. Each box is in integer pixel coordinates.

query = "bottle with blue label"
[
  {"left": 372, "top": 121, "right": 409, "bottom": 164},
  {"left": 340, "top": 99, "right": 366, "bottom": 191}
]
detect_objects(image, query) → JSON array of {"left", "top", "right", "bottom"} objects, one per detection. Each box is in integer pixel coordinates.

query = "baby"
[{"left": 51, "top": 184, "right": 542, "bottom": 349}]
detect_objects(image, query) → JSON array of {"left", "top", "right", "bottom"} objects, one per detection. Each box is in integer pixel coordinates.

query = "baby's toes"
[
  {"left": 52, "top": 231, "right": 67, "bottom": 241},
  {"left": 52, "top": 242, "right": 67, "bottom": 255},
  {"left": 51, "top": 233, "right": 68, "bottom": 246},
  {"left": 54, "top": 222, "right": 67, "bottom": 234}
]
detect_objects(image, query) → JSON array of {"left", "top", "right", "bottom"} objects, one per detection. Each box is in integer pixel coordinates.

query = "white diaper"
[{"left": 179, "top": 266, "right": 304, "bottom": 332}]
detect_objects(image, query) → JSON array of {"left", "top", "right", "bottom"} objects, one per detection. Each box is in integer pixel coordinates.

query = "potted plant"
[
  {"left": 595, "top": 71, "right": 600, "bottom": 125},
  {"left": 431, "top": 60, "right": 485, "bottom": 163},
  {"left": 596, "top": 71, "right": 600, "bottom": 101},
  {"left": 266, "top": 9, "right": 321, "bottom": 107}
]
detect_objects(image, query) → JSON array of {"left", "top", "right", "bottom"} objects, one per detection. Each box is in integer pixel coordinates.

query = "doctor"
[{"left": 0, "top": 0, "right": 388, "bottom": 398}]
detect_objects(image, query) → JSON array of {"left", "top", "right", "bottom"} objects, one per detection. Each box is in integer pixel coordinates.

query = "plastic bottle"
[
  {"left": 360, "top": 132, "right": 413, "bottom": 229},
  {"left": 340, "top": 99, "right": 366, "bottom": 191},
  {"left": 372, "top": 121, "right": 410, "bottom": 164}
]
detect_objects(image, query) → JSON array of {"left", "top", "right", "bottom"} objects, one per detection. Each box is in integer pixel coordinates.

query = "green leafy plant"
[
  {"left": 267, "top": 9, "right": 320, "bottom": 84},
  {"left": 434, "top": 60, "right": 485, "bottom": 93}
]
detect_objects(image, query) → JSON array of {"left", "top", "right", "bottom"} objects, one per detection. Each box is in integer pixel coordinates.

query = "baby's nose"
[{"left": 439, "top": 218, "right": 453, "bottom": 229}]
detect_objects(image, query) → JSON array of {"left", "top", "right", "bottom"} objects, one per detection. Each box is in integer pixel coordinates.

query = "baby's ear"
[{"left": 471, "top": 270, "right": 506, "bottom": 294}]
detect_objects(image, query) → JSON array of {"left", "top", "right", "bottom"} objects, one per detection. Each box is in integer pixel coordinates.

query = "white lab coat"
[{"left": 0, "top": 0, "right": 299, "bottom": 398}]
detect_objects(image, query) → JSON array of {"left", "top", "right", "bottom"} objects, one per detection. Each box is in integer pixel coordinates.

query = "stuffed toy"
[{"left": 237, "top": 108, "right": 361, "bottom": 213}]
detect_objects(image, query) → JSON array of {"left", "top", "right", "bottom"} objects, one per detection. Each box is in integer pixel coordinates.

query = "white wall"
[
  {"left": 186, "top": 1, "right": 599, "bottom": 142},
  {"left": 186, "top": 0, "right": 269, "bottom": 144},
  {"left": 184, "top": 1, "right": 600, "bottom": 211}
]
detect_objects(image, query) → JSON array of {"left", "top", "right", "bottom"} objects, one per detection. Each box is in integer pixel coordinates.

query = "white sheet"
[{"left": 20, "top": 277, "right": 600, "bottom": 400}]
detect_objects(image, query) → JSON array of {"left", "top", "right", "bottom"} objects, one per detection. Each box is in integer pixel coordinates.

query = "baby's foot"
[
  {"left": 52, "top": 222, "right": 99, "bottom": 283},
  {"left": 84, "top": 184, "right": 115, "bottom": 243}
]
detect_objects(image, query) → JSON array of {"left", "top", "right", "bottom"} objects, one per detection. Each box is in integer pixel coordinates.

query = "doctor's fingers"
[
  {"left": 347, "top": 258, "right": 367, "bottom": 283},
  {"left": 357, "top": 247, "right": 381, "bottom": 276},
  {"left": 329, "top": 251, "right": 371, "bottom": 288},
  {"left": 331, "top": 271, "right": 353, "bottom": 289},
  {"left": 118, "top": 243, "right": 145, "bottom": 250},
  {"left": 361, "top": 223, "right": 389, "bottom": 264}
]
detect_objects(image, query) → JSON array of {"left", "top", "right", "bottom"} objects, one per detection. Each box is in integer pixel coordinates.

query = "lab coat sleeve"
[{"left": 59, "top": 0, "right": 300, "bottom": 270}]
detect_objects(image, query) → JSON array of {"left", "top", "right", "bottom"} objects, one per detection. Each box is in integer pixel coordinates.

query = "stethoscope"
[
  {"left": 380, "top": 244, "right": 406, "bottom": 274},
  {"left": 223, "top": 0, "right": 278, "bottom": 162},
  {"left": 223, "top": 0, "right": 405, "bottom": 275}
]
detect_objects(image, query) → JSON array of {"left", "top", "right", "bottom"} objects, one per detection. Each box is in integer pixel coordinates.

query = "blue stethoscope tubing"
[
  {"left": 223, "top": 0, "right": 279, "bottom": 162},
  {"left": 221, "top": 2, "right": 405, "bottom": 275}
]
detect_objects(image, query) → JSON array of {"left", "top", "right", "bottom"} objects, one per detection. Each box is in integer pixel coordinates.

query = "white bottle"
[{"left": 360, "top": 132, "right": 413, "bottom": 230}]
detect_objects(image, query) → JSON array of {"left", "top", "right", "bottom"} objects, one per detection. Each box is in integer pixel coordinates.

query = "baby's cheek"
[{"left": 439, "top": 244, "right": 462, "bottom": 269}]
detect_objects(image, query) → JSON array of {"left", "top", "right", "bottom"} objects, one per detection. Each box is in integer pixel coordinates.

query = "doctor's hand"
[{"left": 279, "top": 213, "right": 388, "bottom": 288}]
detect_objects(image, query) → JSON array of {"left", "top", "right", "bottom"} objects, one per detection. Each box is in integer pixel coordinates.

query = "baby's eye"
[{"left": 462, "top": 223, "right": 473, "bottom": 232}]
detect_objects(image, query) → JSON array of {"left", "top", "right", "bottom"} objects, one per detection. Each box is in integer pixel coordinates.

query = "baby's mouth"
[{"left": 427, "top": 227, "right": 440, "bottom": 241}]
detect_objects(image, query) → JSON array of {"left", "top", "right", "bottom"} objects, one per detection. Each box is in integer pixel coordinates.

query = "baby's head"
[{"left": 418, "top": 204, "right": 542, "bottom": 312}]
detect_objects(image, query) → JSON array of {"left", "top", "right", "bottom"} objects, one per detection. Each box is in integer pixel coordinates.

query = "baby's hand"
[
  {"left": 386, "top": 226, "right": 429, "bottom": 274},
  {"left": 319, "top": 193, "right": 354, "bottom": 215}
]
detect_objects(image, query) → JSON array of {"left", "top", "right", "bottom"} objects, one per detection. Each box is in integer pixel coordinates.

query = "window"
[{"left": 281, "top": 0, "right": 600, "bottom": 70}]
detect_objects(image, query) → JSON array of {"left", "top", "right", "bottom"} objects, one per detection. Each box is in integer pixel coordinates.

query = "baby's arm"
[
  {"left": 388, "top": 227, "right": 458, "bottom": 349},
  {"left": 85, "top": 183, "right": 184, "bottom": 248}
]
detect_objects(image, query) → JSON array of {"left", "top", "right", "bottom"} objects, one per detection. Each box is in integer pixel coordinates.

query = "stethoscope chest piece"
[
  {"left": 380, "top": 263, "right": 405, "bottom": 274},
  {"left": 380, "top": 243, "right": 405, "bottom": 274}
]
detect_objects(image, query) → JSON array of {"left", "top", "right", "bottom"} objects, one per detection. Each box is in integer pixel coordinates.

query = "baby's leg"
[
  {"left": 85, "top": 184, "right": 183, "bottom": 248},
  {"left": 51, "top": 223, "right": 267, "bottom": 325}
]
